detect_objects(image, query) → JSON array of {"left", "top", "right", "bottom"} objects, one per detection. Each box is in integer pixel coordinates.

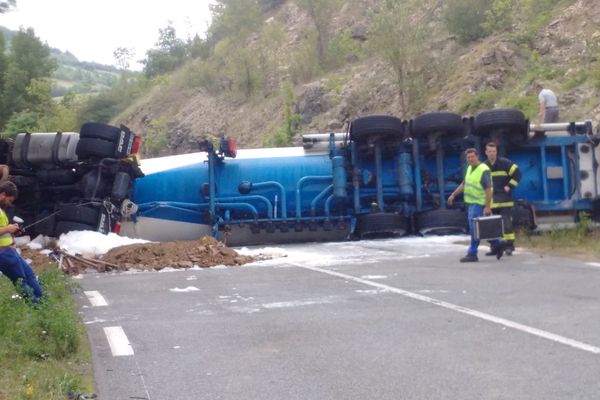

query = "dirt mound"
[
  {"left": 19, "top": 236, "right": 254, "bottom": 274},
  {"left": 100, "top": 236, "right": 253, "bottom": 271}
]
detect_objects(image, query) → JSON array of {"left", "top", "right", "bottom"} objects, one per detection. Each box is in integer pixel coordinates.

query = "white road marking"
[
  {"left": 84, "top": 290, "right": 108, "bottom": 307},
  {"left": 585, "top": 262, "right": 600, "bottom": 268},
  {"left": 103, "top": 326, "right": 134, "bottom": 356},
  {"left": 289, "top": 262, "right": 600, "bottom": 355}
]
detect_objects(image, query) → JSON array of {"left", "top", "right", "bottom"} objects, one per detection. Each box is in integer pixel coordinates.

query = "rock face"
[
  {"left": 117, "top": 0, "right": 600, "bottom": 155},
  {"left": 296, "top": 83, "right": 329, "bottom": 124}
]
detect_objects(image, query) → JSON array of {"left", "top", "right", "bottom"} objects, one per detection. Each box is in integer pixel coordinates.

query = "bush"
[
  {"left": 457, "top": 90, "right": 499, "bottom": 114},
  {"left": 444, "top": 0, "right": 490, "bottom": 43}
]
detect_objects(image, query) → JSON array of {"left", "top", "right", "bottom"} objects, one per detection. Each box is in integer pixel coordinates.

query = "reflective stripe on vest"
[
  {"left": 0, "top": 208, "right": 13, "bottom": 247},
  {"left": 464, "top": 164, "right": 490, "bottom": 205}
]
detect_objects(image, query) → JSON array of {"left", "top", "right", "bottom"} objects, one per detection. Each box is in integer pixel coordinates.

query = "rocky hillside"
[{"left": 115, "top": 0, "right": 600, "bottom": 156}]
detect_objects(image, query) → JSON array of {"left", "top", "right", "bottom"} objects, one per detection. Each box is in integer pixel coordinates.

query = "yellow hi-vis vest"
[
  {"left": 464, "top": 163, "right": 490, "bottom": 205},
  {"left": 0, "top": 208, "right": 14, "bottom": 247}
]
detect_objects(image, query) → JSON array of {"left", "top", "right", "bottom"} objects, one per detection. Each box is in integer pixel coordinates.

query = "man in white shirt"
[{"left": 536, "top": 83, "right": 559, "bottom": 123}]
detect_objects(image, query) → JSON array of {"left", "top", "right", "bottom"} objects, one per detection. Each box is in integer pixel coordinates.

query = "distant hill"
[{"left": 0, "top": 26, "right": 129, "bottom": 98}]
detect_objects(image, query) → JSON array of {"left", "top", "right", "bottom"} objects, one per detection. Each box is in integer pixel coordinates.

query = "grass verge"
[
  {"left": 0, "top": 266, "right": 94, "bottom": 400},
  {"left": 517, "top": 219, "right": 600, "bottom": 261}
]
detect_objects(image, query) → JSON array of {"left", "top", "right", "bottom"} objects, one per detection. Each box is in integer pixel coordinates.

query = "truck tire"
[
  {"left": 76, "top": 138, "right": 116, "bottom": 159},
  {"left": 412, "top": 112, "right": 464, "bottom": 138},
  {"left": 512, "top": 203, "right": 536, "bottom": 230},
  {"left": 80, "top": 122, "right": 122, "bottom": 142},
  {"left": 55, "top": 221, "right": 97, "bottom": 236},
  {"left": 414, "top": 208, "right": 467, "bottom": 235},
  {"left": 473, "top": 109, "right": 528, "bottom": 142},
  {"left": 355, "top": 212, "right": 409, "bottom": 238},
  {"left": 58, "top": 205, "right": 101, "bottom": 226},
  {"left": 350, "top": 116, "right": 404, "bottom": 142}
]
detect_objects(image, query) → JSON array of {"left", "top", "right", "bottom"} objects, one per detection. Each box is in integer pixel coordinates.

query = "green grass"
[
  {"left": 0, "top": 267, "right": 94, "bottom": 399},
  {"left": 518, "top": 216, "right": 600, "bottom": 261}
]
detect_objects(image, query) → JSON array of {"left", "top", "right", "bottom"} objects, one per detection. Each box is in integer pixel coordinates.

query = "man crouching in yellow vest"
[
  {"left": 448, "top": 148, "right": 504, "bottom": 262},
  {"left": 0, "top": 181, "right": 44, "bottom": 301}
]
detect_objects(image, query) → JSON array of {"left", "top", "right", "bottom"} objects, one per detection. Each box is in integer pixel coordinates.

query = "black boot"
[
  {"left": 505, "top": 241, "right": 515, "bottom": 256},
  {"left": 485, "top": 245, "right": 498, "bottom": 256},
  {"left": 460, "top": 254, "right": 478, "bottom": 262},
  {"left": 496, "top": 243, "right": 505, "bottom": 260}
]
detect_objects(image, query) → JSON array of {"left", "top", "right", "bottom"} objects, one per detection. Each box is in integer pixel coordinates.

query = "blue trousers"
[
  {"left": 467, "top": 204, "right": 500, "bottom": 256},
  {"left": 0, "top": 247, "right": 43, "bottom": 300}
]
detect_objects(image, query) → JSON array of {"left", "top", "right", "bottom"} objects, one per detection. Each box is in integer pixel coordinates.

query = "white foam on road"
[
  {"left": 104, "top": 326, "right": 134, "bottom": 356},
  {"left": 84, "top": 290, "right": 108, "bottom": 306},
  {"left": 289, "top": 262, "right": 600, "bottom": 355},
  {"left": 262, "top": 298, "right": 338, "bottom": 309},
  {"left": 169, "top": 286, "right": 200, "bottom": 292},
  {"left": 58, "top": 230, "right": 150, "bottom": 258}
]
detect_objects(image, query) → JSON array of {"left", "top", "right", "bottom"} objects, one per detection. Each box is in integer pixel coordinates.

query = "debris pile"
[
  {"left": 20, "top": 236, "right": 254, "bottom": 274},
  {"left": 100, "top": 236, "right": 253, "bottom": 271}
]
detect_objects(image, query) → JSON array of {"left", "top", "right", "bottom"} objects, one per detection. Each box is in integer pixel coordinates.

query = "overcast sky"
[{"left": 0, "top": 0, "right": 213, "bottom": 69}]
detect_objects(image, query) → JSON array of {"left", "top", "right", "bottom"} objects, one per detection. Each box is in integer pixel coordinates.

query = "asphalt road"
[{"left": 77, "top": 236, "right": 600, "bottom": 400}]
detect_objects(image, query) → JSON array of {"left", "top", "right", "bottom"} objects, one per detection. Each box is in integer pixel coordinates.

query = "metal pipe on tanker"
[
  {"left": 375, "top": 142, "right": 384, "bottom": 212},
  {"left": 252, "top": 181, "right": 287, "bottom": 220},
  {"left": 436, "top": 144, "right": 446, "bottom": 208},
  {"left": 412, "top": 139, "right": 423, "bottom": 212},
  {"left": 310, "top": 185, "right": 333, "bottom": 217},
  {"left": 215, "top": 196, "right": 273, "bottom": 219},
  {"left": 215, "top": 203, "right": 259, "bottom": 219},
  {"left": 295, "top": 176, "right": 332, "bottom": 219},
  {"left": 208, "top": 149, "right": 216, "bottom": 217},
  {"left": 332, "top": 156, "right": 347, "bottom": 199},
  {"left": 351, "top": 142, "right": 361, "bottom": 214},
  {"left": 398, "top": 152, "right": 414, "bottom": 196}
]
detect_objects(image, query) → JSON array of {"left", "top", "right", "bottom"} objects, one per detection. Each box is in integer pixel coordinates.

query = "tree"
[
  {"left": 295, "top": 0, "right": 341, "bottom": 68},
  {"left": 142, "top": 25, "right": 188, "bottom": 77},
  {"left": 1, "top": 28, "right": 56, "bottom": 128},
  {"left": 0, "top": 33, "right": 7, "bottom": 125},
  {"left": 444, "top": 0, "right": 490, "bottom": 43},
  {"left": 113, "top": 47, "right": 134, "bottom": 70},
  {"left": 208, "top": 0, "right": 261, "bottom": 44},
  {"left": 370, "top": 0, "right": 434, "bottom": 114},
  {"left": 0, "top": 0, "right": 15, "bottom": 13}
]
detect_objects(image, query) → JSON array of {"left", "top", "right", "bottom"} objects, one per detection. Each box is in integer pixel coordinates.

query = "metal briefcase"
[{"left": 472, "top": 215, "right": 504, "bottom": 240}]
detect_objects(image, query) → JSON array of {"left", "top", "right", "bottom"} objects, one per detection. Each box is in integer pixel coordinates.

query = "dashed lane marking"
[
  {"left": 103, "top": 326, "right": 134, "bottom": 356},
  {"left": 288, "top": 262, "right": 600, "bottom": 355},
  {"left": 84, "top": 290, "right": 108, "bottom": 307},
  {"left": 585, "top": 262, "right": 600, "bottom": 268}
]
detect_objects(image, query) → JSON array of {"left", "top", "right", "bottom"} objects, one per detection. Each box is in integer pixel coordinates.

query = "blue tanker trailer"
[{"left": 121, "top": 109, "right": 600, "bottom": 245}]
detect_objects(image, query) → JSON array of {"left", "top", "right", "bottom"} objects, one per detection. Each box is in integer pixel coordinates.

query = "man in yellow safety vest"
[
  {"left": 0, "top": 181, "right": 44, "bottom": 301},
  {"left": 448, "top": 148, "right": 504, "bottom": 262}
]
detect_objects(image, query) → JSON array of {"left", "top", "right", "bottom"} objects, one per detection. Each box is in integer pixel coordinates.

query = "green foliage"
[
  {"left": 264, "top": 82, "right": 301, "bottom": 147},
  {"left": 2, "top": 111, "right": 38, "bottom": 137},
  {"left": 498, "top": 94, "right": 538, "bottom": 119},
  {"left": 0, "top": 267, "right": 92, "bottom": 399},
  {"left": 444, "top": 0, "right": 490, "bottom": 43},
  {"left": 562, "top": 69, "right": 588, "bottom": 91},
  {"left": 369, "top": 0, "right": 435, "bottom": 113},
  {"left": 1, "top": 28, "right": 57, "bottom": 128},
  {"left": 209, "top": 0, "right": 261, "bottom": 43},
  {"left": 295, "top": 0, "right": 342, "bottom": 68},
  {"left": 143, "top": 116, "right": 169, "bottom": 156},
  {"left": 326, "top": 29, "right": 363, "bottom": 70},
  {"left": 481, "top": 0, "right": 514, "bottom": 34},
  {"left": 457, "top": 90, "right": 499, "bottom": 114},
  {"left": 142, "top": 25, "right": 189, "bottom": 78},
  {"left": 289, "top": 31, "right": 321, "bottom": 83},
  {"left": 75, "top": 74, "right": 156, "bottom": 125}
]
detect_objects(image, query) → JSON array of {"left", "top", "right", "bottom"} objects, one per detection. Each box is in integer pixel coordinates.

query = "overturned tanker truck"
[
  {"left": 121, "top": 108, "right": 600, "bottom": 246},
  {"left": 0, "top": 123, "right": 144, "bottom": 237}
]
